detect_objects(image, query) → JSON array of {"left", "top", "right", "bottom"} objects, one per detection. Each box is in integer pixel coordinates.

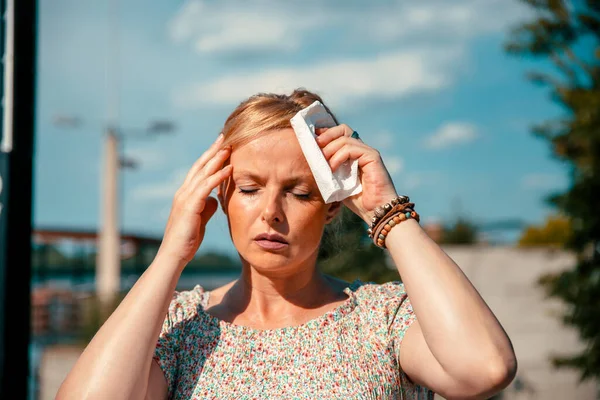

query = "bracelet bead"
[
  {"left": 367, "top": 196, "right": 413, "bottom": 232},
  {"left": 371, "top": 209, "right": 420, "bottom": 248},
  {"left": 366, "top": 196, "right": 419, "bottom": 248}
]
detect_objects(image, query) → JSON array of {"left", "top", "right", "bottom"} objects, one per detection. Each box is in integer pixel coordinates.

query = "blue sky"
[{"left": 34, "top": 0, "right": 569, "bottom": 256}]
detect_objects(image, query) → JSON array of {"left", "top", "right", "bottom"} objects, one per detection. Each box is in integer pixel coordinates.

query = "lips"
[
  {"left": 254, "top": 233, "right": 288, "bottom": 243},
  {"left": 254, "top": 233, "right": 289, "bottom": 250}
]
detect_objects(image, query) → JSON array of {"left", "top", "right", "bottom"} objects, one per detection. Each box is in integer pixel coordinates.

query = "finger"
[
  {"left": 190, "top": 165, "right": 233, "bottom": 206},
  {"left": 183, "top": 134, "right": 225, "bottom": 186},
  {"left": 329, "top": 144, "right": 379, "bottom": 172},
  {"left": 188, "top": 147, "right": 231, "bottom": 189},
  {"left": 321, "top": 136, "right": 370, "bottom": 160},
  {"left": 315, "top": 124, "right": 354, "bottom": 147}
]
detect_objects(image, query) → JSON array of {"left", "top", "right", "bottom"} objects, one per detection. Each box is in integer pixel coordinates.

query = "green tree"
[
  {"left": 186, "top": 250, "right": 240, "bottom": 270},
  {"left": 518, "top": 214, "right": 573, "bottom": 247},
  {"left": 440, "top": 218, "right": 478, "bottom": 245},
  {"left": 506, "top": 0, "right": 600, "bottom": 385},
  {"left": 318, "top": 208, "right": 399, "bottom": 283}
]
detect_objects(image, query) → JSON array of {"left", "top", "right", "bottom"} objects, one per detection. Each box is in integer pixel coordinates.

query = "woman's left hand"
[{"left": 315, "top": 124, "right": 399, "bottom": 224}]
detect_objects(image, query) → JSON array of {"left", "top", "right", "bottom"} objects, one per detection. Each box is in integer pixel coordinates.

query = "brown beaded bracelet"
[
  {"left": 367, "top": 201, "right": 415, "bottom": 239},
  {"left": 368, "top": 195, "right": 410, "bottom": 232},
  {"left": 372, "top": 208, "right": 420, "bottom": 249}
]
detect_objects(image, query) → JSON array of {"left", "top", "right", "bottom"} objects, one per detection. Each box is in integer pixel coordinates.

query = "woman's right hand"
[{"left": 156, "top": 134, "right": 232, "bottom": 266}]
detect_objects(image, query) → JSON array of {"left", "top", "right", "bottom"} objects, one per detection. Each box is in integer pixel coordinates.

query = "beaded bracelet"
[
  {"left": 367, "top": 201, "right": 415, "bottom": 239},
  {"left": 372, "top": 208, "right": 420, "bottom": 248},
  {"left": 367, "top": 195, "right": 411, "bottom": 236}
]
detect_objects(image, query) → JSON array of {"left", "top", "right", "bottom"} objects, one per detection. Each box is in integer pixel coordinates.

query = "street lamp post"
[
  {"left": 97, "top": 126, "right": 120, "bottom": 307},
  {"left": 54, "top": 118, "right": 175, "bottom": 308}
]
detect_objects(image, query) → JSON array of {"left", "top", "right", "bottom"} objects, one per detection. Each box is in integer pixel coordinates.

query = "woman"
[{"left": 57, "top": 90, "right": 517, "bottom": 400}]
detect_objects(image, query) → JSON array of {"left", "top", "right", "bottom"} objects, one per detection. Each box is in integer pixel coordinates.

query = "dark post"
[{"left": 0, "top": 0, "right": 38, "bottom": 398}]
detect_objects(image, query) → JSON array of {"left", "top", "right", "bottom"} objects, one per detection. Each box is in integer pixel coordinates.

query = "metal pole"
[
  {"left": 1, "top": 0, "right": 14, "bottom": 154},
  {"left": 0, "top": 0, "right": 37, "bottom": 397},
  {"left": 96, "top": 128, "right": 120, "bottom": 307},
  {"left": 96, "top": 0, "right": 121, "bottom": 308}
]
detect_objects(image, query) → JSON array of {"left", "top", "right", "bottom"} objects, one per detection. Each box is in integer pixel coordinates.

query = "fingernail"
[{"left": 217, "top": 133, "right": 224, "bottom": 141}]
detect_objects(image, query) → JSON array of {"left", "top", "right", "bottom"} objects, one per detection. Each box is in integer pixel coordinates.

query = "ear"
[{"left": 325, "top": 201, "right": 342, "bottom": 224}]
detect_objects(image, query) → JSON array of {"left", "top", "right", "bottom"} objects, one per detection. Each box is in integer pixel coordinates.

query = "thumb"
[{"left": 200, "top": 196, "right": 219, "bottom": 222}]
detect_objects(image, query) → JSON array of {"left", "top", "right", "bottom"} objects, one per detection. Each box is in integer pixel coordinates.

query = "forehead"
[{"left": 230, "top": 128, "right": 312, "bottom": 176}]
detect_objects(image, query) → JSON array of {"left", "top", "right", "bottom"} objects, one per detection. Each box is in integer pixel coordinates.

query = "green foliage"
[
  {"left": 186, "top": 251, "right": 241, "bottom": 270},
  {"left": 518, "top": 214, "right": 573, "bottom": 247},
  {"left": 31, "top": 243, "right": 240, "bottom": 273},
  {"left": 318, "top": 208, "right": 400, "bottom": 283},
  {"left": 31, "top": 244, "right": 70, "bottom": 270},
  {"left": 76, "top": 292, "right": 126, "bottom": 345},
  {"left": 506, "top": 0, "right": 600, "bottom": 384},
  {"left": 440, "top": 218, "right": 478, "bottom": 245}
]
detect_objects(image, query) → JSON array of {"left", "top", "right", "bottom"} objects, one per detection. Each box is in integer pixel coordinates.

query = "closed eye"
[
  {"left": 239, "top": 188, "right": 258, "bottom": 196},
  {"left": 238, "top": 188, "right": 311, "bottom": 200},
  {"left": 291, "top": 192, "right": 311, "bottom": 200}
]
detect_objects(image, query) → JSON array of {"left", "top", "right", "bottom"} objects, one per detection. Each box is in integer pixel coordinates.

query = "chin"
[
  {"left": 238, "top": 244, "right": 314, "bottom": 275},
  {"left": 243, "top": 248, "right": 294, "bottom": 269}
]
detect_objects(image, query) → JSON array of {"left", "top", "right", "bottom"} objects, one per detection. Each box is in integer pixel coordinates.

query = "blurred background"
[{"left": 1, "top": 0, "right": 599, "bottom": 399}]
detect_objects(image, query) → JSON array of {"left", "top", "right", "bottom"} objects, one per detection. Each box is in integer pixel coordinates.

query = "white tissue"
[{"left": 290, "top": 101, "right": 362, "bottom": 203}]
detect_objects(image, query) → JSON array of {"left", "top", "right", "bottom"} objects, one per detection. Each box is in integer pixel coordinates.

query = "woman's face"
[{"left": 220, "top": 128, "right": 339, "bottom": 275}]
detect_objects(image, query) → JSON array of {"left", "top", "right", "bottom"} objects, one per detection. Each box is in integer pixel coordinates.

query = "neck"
[{"left": 229, "top": 253, "right": 333, "bottom": 322}]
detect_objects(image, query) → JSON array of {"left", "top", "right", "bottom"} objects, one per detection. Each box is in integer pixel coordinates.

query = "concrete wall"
[{"left": 433, "top": 245, "right": 597, "bottom": 399}]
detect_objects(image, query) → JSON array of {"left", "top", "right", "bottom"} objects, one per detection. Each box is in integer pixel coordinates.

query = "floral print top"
[{"left": 153, "top": 279, "right": 435, "bottom": 399}]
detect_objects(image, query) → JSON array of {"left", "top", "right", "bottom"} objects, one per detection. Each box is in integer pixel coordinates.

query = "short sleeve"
[{"left": 153, "top": 287, "right": 203, "bottom": 398}]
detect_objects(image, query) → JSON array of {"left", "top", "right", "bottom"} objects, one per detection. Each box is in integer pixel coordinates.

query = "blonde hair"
[{"left": 221, "top": 89, "right": 338, "bottom": 149}]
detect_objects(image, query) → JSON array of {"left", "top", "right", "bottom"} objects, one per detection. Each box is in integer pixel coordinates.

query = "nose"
[{"left": 261, "top": 190, "right": 285, "bottom": 224}]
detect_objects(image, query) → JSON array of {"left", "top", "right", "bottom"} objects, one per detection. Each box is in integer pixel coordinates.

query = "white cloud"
[
  {"left": 167, "top": 0, "right": 530, "bottom": 110},
  {"left": 173, "top": 47, "right": 462, "bottom": 108},
  {"left": 383, "top": 156, "right": 403, "bottom": 175},
  {"left": 521, "top": 173, "right": 567, "bottom": 190},
  {"left": 168, "top": 0, "right": 529, "bottom": 55},
  {"left": 372, "top": 0, "right": 529, "bottom": 41},
  {"left": 402, "top": 171, "right": 443, "bottom": 190},
  {"left": 423, "top": 122, "right": 479, "bottom": 150},
  {"left": 370, "top": 131, "right": 395, "bottom": 149},
  {"left": 168, "top": 1, "right": 324, "bottom": 53}
]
